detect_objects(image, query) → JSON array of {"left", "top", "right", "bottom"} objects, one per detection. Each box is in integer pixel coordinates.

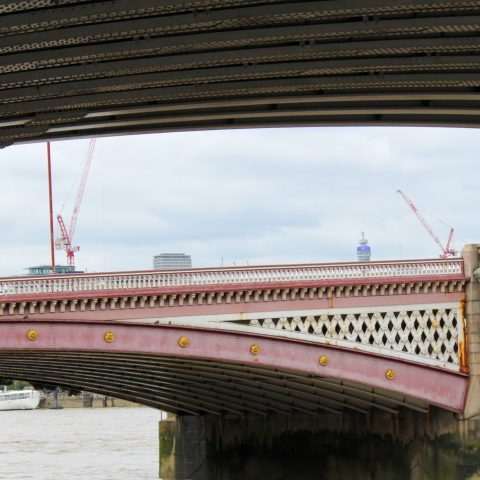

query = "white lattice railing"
[
  {"left": 0, "top": 258, "right": 464, "bottom": 297},
  {"left": 248, "top": 304, "right": 464, "bottom": 369}
]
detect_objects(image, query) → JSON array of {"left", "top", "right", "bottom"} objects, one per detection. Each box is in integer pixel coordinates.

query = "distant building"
[
  {"left": 26, "top": 265, "right": 78, "bottom": 275},
  {"left": 153, "top": 253, "right": 192, "bottom": 270},
  {"left": 356, "top": 232, "right": 371, "bottom": 262}
]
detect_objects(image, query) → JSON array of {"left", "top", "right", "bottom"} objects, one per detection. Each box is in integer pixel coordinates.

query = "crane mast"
[
  {"left": 69, "top": 138, "right": 95, "bottom": 241},
  {"left": 397, "top": 189, "right": 456, "bottom": 258},
  {"left": 445, "top": 227, "right": 455, "bottom": 256},
  {"left": 55, "top": 138, "right": 96, "bottom": 269}
]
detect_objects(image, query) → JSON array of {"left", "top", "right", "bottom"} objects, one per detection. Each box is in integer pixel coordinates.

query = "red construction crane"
[
  {"left": 397, "top": 189, "right": 456, "bottom": 258},
  {"left": 55, "top": 139, "right": 96, "bottom": 268}
]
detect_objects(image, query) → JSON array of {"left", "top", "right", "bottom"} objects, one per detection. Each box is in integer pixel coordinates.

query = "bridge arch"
[{"left": 0, "top": 320, "right": 466, "bottom": 415}]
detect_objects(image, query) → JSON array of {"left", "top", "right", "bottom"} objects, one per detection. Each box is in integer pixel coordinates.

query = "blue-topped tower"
[{"left": 357, "top": 232, "right": 371, "bottom": 262}]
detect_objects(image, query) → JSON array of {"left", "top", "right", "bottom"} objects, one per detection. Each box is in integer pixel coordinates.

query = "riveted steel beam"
[{"left": 3, "top": 1, "right": 480, "bottom": 143}]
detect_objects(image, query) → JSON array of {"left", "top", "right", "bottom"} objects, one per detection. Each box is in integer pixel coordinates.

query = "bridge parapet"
[{"left": 0, "top": 258, "right": 465, "bottom": 296}]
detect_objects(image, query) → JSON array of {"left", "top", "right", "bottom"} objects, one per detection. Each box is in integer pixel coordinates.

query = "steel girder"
[
  {"left": 3, "top": 1, "right": 480, "bottom": 146},
  {"left": 0, "top": 320, "right": 466, "bottom": 414}
]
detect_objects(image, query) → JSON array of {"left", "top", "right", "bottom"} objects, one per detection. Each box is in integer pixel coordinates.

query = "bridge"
[
  {"left": 1, "top": 246, "right": 479, "bottom": 477},
  {"left": 3, "top": 1, "right": 480, "bottom": 147},
  {"left": 0, "top": 256, "right": 469, "bottom": 411}
]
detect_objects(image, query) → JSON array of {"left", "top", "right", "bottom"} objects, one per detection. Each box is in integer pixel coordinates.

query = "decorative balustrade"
[{"left": 0, "top": 259, "right": 464, "bottom": 297}]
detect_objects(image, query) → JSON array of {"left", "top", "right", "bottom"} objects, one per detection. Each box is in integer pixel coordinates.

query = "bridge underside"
[
  {"left": 0, "top": 320, "right": 466, "bottom": 415},
  {"left": 3, "top": 1, "right": 480, "bottom": 147},
  {"left": 0, "top": 351, "right": 430, "bottom": 416}
]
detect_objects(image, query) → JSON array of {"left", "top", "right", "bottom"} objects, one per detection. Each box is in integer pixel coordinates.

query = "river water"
[{"left": 0, "top": 407, "right": 163, "bottom": 480}]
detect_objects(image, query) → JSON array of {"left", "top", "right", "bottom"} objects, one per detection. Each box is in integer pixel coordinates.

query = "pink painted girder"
[{"left": 0, "top": 320, "right": 467, "bottom": 412}]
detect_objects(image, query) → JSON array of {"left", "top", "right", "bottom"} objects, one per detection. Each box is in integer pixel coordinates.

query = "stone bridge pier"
[
  {"left": 159, "top": 245, "right": 480, "bottom": 480},
  {"left": 160, "top": 409, "right": 480, "bottom": 480}
]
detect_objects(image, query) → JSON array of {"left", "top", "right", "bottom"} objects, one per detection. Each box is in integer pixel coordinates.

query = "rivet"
[
  {"left": 319, "top": 355, "right": 329, "bottom": 366},
  {"left": 385, "top": 369, "right": 396, "bottom": 380},
  {"left": 26, "top": 329, "right": 38, "bottom": 341},
  {"left": 431, "top": 319, "right": 440, "bottom": 329},
  {"left": 250, "top": 344, "right": 260, "bottom": 355},
  {"left": 104, "top": 331, "right": 115, "bottom": 343},
  {"left": 178, "top": 336, "right": 190, "bottom": 348}
]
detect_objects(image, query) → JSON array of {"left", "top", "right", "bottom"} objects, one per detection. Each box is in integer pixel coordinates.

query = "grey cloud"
[{"left": 0, "top": 127, "right": 478, "bottom": 275}]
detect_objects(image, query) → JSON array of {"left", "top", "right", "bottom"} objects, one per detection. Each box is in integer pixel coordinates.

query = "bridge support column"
[
  {"left": 462, "top": 244, "right": 480, "bottom": 418},
  {"left": 159, "top": 409, "right": 480, "bottom": 480},
  {"left": 159, "top": 413, "right": 207, "bottom": 480}
]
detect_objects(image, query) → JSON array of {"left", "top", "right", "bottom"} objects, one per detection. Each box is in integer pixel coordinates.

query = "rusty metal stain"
[
  {"left": 327, "top": 297, "right": 333, "bottom": 309},
  {"left": 459, "top": 297, "right": 469, "bottom": 374}
]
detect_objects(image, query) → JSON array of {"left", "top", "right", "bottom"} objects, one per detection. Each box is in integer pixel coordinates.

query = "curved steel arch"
[
  {"left": 3, "top": 1, "right": 480, "bottom": 146},
  {"left": 0, "top": 320, "right": 467, "bottom": 414}
]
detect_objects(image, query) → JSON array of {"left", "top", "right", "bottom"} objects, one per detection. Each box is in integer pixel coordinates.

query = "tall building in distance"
[
  {"left": 356, "top": 232, "right": 371, "bottom": 262},
  {"left": 153, "top": 253, "right": 192, "bottom": 270}
]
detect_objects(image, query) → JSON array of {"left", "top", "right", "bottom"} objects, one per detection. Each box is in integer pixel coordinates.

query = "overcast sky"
[{"left": 0, "top": 126, "right": 478, "bottom": 276}]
